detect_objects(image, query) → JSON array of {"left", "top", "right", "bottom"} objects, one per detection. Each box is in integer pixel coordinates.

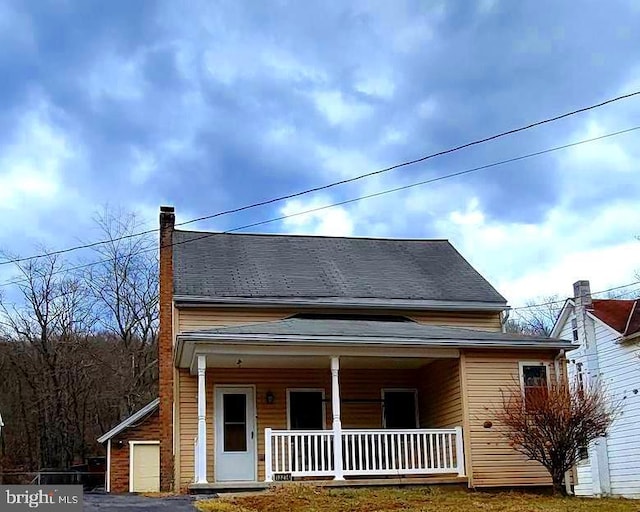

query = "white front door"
[{"left": 215, "top": 386, "right": 256, "bottom": 481}]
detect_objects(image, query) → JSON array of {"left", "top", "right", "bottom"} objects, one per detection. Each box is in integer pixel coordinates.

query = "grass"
[{"left": 195, "top": 484, "right": 639, "bottom": 512}]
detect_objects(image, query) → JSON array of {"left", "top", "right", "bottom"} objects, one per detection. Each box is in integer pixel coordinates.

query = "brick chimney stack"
[
  {"left": 573, "top": 280, "right": 593, "bottom": 310},
  {"left": 572, "top": 279, "right": 611, "bottom": 494},
  {"left": 159, "top": 206, "right": 175, "bottom": 491}
]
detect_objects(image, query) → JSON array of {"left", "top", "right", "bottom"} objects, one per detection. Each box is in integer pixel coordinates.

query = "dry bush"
[{"left": 498, "top": 378, "right": 618, "bottom": 494}]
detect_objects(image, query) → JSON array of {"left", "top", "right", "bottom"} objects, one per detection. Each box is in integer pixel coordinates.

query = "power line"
[
  {"left": 2, "top": 89, "right": 639, "bottom": 268},
  {"left": 510, "top": 281, "right": 640, "bottom": 311},
  {"left": 0, "top": 124, "right": 638, "bottom": 290}
]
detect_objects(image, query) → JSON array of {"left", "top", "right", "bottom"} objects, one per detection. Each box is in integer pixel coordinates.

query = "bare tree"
[
  {"left": 0, "top": 207, "right": 160, "bottom": 472},
  {"left": 0, "top": 253, "right": 98, "bottom": 469},
  {"left": 506, "top": 294, "right": 563, "bottom": 336},
  {"left": 497, "top": 378, "right": 618, "bottom": 494},
  {"left": 84, "top": 206, "right": 159, "bottom": 415}
]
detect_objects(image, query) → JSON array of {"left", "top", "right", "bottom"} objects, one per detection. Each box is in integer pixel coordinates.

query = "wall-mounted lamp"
[{"left": 266, "top": 391, "right": 275, "bottom": 404}]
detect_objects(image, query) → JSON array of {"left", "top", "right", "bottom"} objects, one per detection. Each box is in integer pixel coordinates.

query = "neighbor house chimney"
[
  {"left": 572, "top": 279, "right": 611, "bottom": 495},
  {"left": 158, "top": 206, "right": 175, "bottom": 491},
  {"left": 573, "top": 280, "right": 592, "bottom": 310}
]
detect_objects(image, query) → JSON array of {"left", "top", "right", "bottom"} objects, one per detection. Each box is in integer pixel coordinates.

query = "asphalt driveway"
[{"left": 84, "top": 493, "right": 198, "bottom": 511}]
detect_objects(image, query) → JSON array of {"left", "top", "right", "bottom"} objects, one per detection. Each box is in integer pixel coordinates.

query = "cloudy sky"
[{"left": 1, "top": 0, "right": 639, "bottom": 307}]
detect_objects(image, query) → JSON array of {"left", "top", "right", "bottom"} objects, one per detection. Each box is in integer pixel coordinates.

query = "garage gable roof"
[{"left": 97, "top": 398, "right": 159, "bottom": 444}]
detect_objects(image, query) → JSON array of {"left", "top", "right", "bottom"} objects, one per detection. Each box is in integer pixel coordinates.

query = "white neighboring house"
[{"left": 552, "top": 280, "right": 640, "bottom": 499}]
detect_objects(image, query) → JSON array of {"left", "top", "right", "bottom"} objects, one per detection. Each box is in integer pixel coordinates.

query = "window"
[
  {"left": 576, "top": 362, "right": 585, "bottom": 395},
  {"left": 520, "top": 363, "right": 549, "bottom": 408},
  {"left": 288, "top": 390, "right": 325, "bottom": 430},
  {"left": 382, "top": 390, "right": 418, "bottom": 428},
  {"left": 223, "top": 393, "right": 247, "bottom": 452},
  {"left": 571, "top": 317, "right": 579, "bottom": 343}
]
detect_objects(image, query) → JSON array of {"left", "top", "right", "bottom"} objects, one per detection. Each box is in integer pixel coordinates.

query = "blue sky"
[{"left": 1, "top": 0, "right": 639, "bottom": 306}]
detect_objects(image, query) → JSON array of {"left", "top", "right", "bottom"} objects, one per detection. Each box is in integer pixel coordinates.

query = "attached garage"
[{"left": 98, "top": 398, "right": 161, "bottom": 493}]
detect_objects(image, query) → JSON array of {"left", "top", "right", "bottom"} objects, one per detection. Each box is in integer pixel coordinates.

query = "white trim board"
[
  {"left": 128, "top": 441, "right": 161, "bottom": 493},
  {"left": 98, "top": 398, "right": 159, "bottom": 443}
]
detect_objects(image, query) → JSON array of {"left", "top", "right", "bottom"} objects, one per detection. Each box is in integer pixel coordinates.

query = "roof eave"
[
  {"left": 177, "top": 332, "right": 573, "bottom": 350},
  {"left": 97, "top": 398, "right": 160, "bottom": 443},
  {"left": 173, "top": 295, "right": 509, "bottom": 311}
]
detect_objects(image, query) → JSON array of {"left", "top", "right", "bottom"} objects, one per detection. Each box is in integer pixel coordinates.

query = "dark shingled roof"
[
  {"left": 180, "top": 317, "right": 571, "bottom": 349},
  {"left": 172, "top": 231, "right": 506, "bottom": 304}
]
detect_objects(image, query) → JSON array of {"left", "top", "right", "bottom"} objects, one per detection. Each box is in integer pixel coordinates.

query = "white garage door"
[{"left": 131, "top": 443, "right": 160, "bottom": 492}]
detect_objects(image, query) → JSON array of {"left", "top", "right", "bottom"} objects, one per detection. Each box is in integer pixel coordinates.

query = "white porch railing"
[{"left": 265, "top": 427, "right": 465, "bottom": 482}]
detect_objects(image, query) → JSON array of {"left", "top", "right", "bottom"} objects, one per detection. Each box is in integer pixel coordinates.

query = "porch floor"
[{"left": 190, "top": 475, "right": 468, "bottom": 494}]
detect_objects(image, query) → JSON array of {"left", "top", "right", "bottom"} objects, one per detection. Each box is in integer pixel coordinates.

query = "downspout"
[
  {"left": 554, "top": 349, "right": 573, "bottom": 495},
  {"left": 554, "top": 349, "right": 565, "bottom": 384},
  {"left": 106, "top": 440, "right": 111, "bottom": 493}
]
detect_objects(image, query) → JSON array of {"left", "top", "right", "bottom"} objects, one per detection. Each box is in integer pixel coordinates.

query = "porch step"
[{"left": 189, "top": 475, "right": 468, "bottom": 494}]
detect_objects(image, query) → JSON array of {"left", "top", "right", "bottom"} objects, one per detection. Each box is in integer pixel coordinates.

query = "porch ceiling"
[{"left": 192, "top": 353, "right": 436, "bottom": 371}]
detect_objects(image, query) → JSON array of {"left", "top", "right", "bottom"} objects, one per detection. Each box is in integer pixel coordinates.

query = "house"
[
  {"left": 98, "top": 206, "right": 572, "bottom": 493},
  {"left": 552, "top": 280, "right": 640, "bottom": 499}
]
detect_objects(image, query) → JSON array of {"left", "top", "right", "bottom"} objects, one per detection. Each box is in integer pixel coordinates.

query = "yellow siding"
[
  {"left": 177, "top": 307, "right": 502, "bottom": 333},
  {"left": 462, "top": 350, "right": 558, "bottom": 488},
  {"left": 418, "top": 360, "right": 462, "bottom": 428},
  {"left": 410, "top": 311, "right": 501, "bottom": 331},
  {"left": 177, "top": 308, "right": 291, "bottom": 332},
  {"left": 176, "top": 367, "right": 420, "bottom": 490}
]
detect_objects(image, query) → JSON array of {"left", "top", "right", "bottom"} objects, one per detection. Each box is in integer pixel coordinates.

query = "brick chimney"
[
  {"left": 159, "top": 206, "right": 175, "bottom": 491},
  {"left": 573, "top": 280, "right": 593, "bottom": 310}
]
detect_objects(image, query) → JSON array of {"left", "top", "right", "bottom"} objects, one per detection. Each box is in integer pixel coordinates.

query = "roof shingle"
[
  {"left": 172, "top": 231, "right": 506, "bottom": 304},
  {"left": 592, "top": 299, "right": 640, "bottom": 336}
]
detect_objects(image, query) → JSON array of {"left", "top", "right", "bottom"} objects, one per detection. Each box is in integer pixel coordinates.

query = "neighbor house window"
[
  {"left": 571, "top": 317, "right": 579, "bottom": 343},
  {"left": 576, "top": 362, "right": 585, "bottom": 396},
  {"left": 520, "top": 363, "right": 549, "bottom": 408}
]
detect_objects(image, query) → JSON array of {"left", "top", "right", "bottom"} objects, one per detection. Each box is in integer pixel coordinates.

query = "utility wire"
[
  {"left": 2, "top": 90, "right": 639, "bottom": 268},
  {"left": 510, "top": 281, "right": 640, "bottom": 311},
  {"left": 0, "top": 124, "right": 638, "bottom": 290}
]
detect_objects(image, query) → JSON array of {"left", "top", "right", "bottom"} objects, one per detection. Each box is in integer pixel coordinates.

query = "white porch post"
[
  {"left": 330, "top": 356, "right": 344, "bottom": 480},
  {"left": 196, "top": 355, "right": 208, "bottom": 484},
  {"left": 455, "top": 426, "right": 466, "bottom": 477}
]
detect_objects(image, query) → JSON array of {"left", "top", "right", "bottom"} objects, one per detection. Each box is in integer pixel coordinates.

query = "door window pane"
[
  {"left": 223, "top": 394, "right": 247, "bottom": 452},
  {"left": 289, "top": 391, "right": 324, "bottom": 429},
  {"left": 384, "top": 391, "right": 417, "bottom": 428}
]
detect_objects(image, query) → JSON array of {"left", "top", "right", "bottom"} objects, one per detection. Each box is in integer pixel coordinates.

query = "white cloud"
[
  {"left": 87, "top": 51, "right": 145, "bottom": 102},
  {"left": 311, "top": 90, "right": 372, "bottom": 125},
  {"left": 280, "top": 196, "right": 355, "bottom": 237},
  {"left": 129, "top": 147, "right": 158, "bottom": 185},
  {"left": 0, "top": 107, "right": 71, "bottom": 208},
  {"left": 436, "top": 197, "right": 640, "bottom": 307},
  {"left": 0, "top": 99, "right": 89, "bottom": 250},
  {"left": 354, "top": 73, "right": 396, "bottom": 99}
]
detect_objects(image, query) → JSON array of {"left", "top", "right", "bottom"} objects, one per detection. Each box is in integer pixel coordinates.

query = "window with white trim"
[
  {"left": 520, "top": 363, "right": 549, "bottom": 408},
  {"left": 571, "top": 317, "right": 579, "bottom": 343}
]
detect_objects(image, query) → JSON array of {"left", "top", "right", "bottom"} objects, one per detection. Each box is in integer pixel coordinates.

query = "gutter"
[
  {"left": 176, "top": 332, "right": 575, "bottom": 349},
  {"left": 173, "top": 295, "right": 510, "bottom": 312}
]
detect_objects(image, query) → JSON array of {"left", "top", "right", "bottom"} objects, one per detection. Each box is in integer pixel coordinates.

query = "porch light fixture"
[{"left": 266, "top": 391, "right": 275, "bottom": 404}]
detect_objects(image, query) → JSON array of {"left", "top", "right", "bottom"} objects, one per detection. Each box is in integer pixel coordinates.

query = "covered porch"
[{"left": 175, "top": 317, "right": 470, "bottom": 490}]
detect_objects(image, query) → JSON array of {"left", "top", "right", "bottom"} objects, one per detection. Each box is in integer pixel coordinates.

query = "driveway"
[{"left": 84, "top": 493, "right": 198, "bottom": 511}]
